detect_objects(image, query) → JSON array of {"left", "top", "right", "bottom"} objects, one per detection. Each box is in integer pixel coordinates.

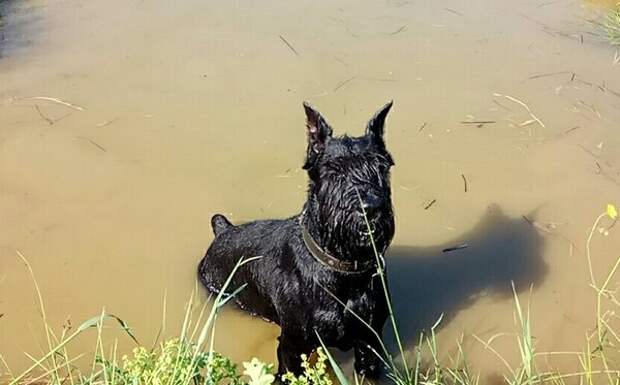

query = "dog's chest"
[{"left": 312, "top": 286, "right": 375, "bottom": 345}]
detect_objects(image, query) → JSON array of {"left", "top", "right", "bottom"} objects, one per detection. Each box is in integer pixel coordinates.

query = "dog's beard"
[
  {"left": 320, "top": 206, "right": 394, "bottom": 260},
  {"left": 355, "top": 209, "right": 394, "bottom": 251}
]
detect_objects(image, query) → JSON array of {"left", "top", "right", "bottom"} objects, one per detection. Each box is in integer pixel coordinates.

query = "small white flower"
[{"left": 243, "top": 358, "right": 275, "bottom": 385}]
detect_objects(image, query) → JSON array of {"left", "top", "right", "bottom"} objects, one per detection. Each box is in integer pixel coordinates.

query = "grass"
[
  {"left": 1, "top": 203, "right": 620, "bottom": 385},
  {"left": 604, "top": 5, "right": 620, "bottom": 45},
  {"left": 2, "top": 255, "right": 267, "bottom": 385}
]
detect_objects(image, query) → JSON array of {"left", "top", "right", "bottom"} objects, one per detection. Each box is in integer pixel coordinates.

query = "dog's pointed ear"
[
  {"left": 303, "top": 102, "right": 333, "bottom": 170},
  {"left": 366, "top": 101, "right": 393, "bottom": 141}
]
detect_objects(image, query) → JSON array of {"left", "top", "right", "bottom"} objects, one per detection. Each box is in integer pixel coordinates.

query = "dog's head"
[{"left": 302, "top": 101, "right": 395, "bottom": 260}]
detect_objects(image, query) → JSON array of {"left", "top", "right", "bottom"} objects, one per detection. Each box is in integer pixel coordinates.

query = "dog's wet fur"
[{"left": 198, "top": 101, "right": 396, "bottom": 378}]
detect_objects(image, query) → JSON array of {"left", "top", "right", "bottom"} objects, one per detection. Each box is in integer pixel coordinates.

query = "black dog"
[{"left": 198, "top": 101, "right": 396, "bottom": 378}]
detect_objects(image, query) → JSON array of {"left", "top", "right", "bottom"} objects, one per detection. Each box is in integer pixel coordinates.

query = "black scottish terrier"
[{"left": 197, "top": 101, "right": 396, "bottom": 378}]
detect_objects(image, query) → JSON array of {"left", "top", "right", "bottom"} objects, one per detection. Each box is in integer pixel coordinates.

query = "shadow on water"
[
  {"left": 0, "top": 0, "right": 44, "bottom": 58},
  {"left": 0, "top": 1, "right": 7, "bottom": 57},
  {"left": 385, "top": 204, "right": 548, "bottom": 348}
]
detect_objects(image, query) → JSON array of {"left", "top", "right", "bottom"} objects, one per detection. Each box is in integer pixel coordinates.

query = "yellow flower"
[{"left": 607, "top": 204, "right": 618, "bottom": 220}]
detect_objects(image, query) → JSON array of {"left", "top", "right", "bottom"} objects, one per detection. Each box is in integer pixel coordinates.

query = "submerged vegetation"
[
  {"left": 1, "top": 204, "right": 619, "bottom": 385},
  {"left": 604, "top": 5, "right": 620, "bottom": 45},
  {"left": 599, "top": 1, "right": 620, "bottom": 45}
]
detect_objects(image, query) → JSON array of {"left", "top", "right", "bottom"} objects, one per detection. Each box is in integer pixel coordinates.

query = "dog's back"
[{"left": 198, "top": 216, "right": 295, "bottom": 323}]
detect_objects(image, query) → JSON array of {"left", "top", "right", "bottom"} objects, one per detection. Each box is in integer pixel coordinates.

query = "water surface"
[{"left": 1, "top": 0, "right": 620, "bottom": 379}]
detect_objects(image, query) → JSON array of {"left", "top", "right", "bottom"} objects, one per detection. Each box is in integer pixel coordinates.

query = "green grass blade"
[{"left": 316, "top": 331, "right": 350, "bottom": 385}]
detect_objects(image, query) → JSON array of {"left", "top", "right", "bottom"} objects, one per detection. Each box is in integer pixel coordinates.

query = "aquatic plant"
[
  {"left": 282, "top": 348, "right": 331, "bottom": 385},
  {"left": 604, "top": 5, "right": 620, "bottom": 45},
  {"left": 1, "top": 255, "right": 270, "bottom": 385},
  {"left": 98, "top": 339, "right": 242, "bottom": 385}
]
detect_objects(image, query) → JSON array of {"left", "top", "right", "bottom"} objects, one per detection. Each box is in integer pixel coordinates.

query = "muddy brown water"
[{"left": 1, "top": 0, "right": 620, "bottom": 380}]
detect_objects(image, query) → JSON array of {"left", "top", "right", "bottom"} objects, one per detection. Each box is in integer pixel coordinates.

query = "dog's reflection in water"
[
  {"left": 333, "top": 204, "right": 547, "bottom": 375},
  {"left": 388, "top": 204, "right": 547, "bottom": 347}
]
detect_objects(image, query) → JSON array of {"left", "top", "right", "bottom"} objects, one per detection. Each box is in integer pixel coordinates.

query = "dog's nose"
[{"left": 361, "top": 192, "right": 384, "bottom": 213}]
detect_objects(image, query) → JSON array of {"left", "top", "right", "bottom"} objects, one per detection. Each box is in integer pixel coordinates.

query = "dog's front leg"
[
  {"left": 276, "top": 330, "right": 310, "bottom": 378},
  {"left": 353, "top": 299, "right": 389, "bottom": 379},
  {"left": 353, "top": 335, "right": 384, "bottom": 379}
]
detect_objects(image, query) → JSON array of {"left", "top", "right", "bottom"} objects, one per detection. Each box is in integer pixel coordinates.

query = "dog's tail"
[{"left": 211, "top": 214, "right": 233, "bottom": 236}]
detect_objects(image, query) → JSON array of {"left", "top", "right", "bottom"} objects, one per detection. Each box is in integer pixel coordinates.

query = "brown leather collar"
[{"left": 299, "top": 214, "right": 375, "bottom": 274}]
